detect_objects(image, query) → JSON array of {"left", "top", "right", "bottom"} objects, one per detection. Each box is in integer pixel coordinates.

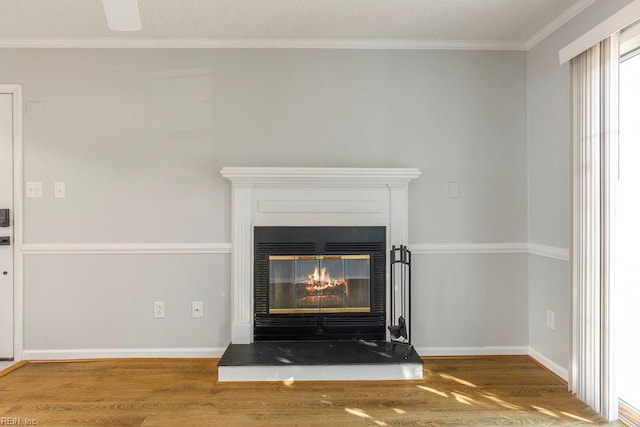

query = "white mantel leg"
[
  {"left": 231, "top": 185, "right": 253, "bottom": 344},
  {"left": 388, "top": 184, "right": 410, "bottom": 246},
  {"left": 388, "top": 184, "right": 410, "bottom": 341}
]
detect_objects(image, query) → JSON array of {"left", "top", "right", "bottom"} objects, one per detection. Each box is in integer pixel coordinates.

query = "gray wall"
[
  {"left": 1, "top": 48, "right": 528, "bottom": 354},
  {"left": 526, "top": 0, "right": 634, "bottom": 370}
]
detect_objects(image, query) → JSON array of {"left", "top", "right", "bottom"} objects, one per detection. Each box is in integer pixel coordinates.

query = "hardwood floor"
[{"left": 0, "top": 356, "right": 621, "bottom": 426}]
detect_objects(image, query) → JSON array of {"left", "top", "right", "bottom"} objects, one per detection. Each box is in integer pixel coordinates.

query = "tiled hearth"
[{"left": 218, "top": 340, "right": 422, "bottom": 382}]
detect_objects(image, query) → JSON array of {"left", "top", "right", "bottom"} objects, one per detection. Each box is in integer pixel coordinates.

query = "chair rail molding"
[{"left": 20, "top": 243, "right": 231, "bottom": 255}]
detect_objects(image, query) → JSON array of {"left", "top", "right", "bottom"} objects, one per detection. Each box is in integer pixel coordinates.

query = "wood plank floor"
[{"left": 0, "top": 356, "right": 621, "bottom": 426}]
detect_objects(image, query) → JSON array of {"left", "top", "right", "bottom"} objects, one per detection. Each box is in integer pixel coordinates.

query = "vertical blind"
[{"left": 570, "top": 34, "right": 619, "bottom": 421}]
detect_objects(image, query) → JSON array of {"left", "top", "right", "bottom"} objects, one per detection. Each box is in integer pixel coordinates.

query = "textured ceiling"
[{"left": 0, "top": 0, "right": 583, "bottom": 44}]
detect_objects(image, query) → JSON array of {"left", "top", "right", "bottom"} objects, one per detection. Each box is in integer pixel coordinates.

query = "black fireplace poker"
[{"left": 388, "top": 245, "right": 411, "bottom": 345}]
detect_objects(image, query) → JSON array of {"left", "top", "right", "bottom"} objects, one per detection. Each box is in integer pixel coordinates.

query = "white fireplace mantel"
[{"left": 221, "top": 167, "right": 421, "bottom": 344}]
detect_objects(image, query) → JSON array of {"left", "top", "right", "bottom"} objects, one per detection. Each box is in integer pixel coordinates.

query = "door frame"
[{"left": 0, "top": 85, "right": 23, "bottom": 361}]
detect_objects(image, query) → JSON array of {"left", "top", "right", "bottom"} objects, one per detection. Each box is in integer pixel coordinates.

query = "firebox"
[
  {"left": 269, "top": 254, "right": 371, "bottom": 314},
  {"left": 254, "top": 226, "right": 386, "bottom": 341}
]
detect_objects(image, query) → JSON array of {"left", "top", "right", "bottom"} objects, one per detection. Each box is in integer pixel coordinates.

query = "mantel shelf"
[{"left": 220, "top": 167, "right": 421, "bottom": 186}]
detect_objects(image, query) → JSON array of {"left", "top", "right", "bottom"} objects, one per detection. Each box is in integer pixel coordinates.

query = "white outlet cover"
[
  {"left": 154, "top": 301, "right": 166, "bottom": 319},
  {"left": 25, "top": 181, "right": 43, "bottom": 199},
  {"left": 54, "top": 181, "right": 66, "bottom": 199},
  {"left": 192, "top": 301, "right": 204, "bottom": 318},
  {"left": 546, "top": 310, "right": 555, "bottom": 330}
]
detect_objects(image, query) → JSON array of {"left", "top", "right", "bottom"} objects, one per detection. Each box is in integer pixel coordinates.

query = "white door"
[{"left": 0, "top": 93, "right": 13, "bottom": 359}]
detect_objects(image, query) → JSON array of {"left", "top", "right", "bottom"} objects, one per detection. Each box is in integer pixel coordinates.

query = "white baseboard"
[
  {"left": 415, "top": 346, "right": 529, "bottom": 356},
  {"left": 528, "top": 346, "right": 569, "bottom": 381},
  {"left": 21, "top": 346, "right": 570, "bottom": 384},
  {"left": 415, "top": 346, "right": 569, "bottom": 382},
  {"left": 22, "top": 347, "right": 226, "bottom": 360}
]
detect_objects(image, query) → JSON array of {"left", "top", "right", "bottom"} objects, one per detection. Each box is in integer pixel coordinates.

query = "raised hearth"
[{"left": 217, "top": 340, "right": 423, "bottom": 382}]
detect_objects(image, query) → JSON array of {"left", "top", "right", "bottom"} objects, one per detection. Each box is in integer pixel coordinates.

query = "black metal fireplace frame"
[{"left": 254, "top": 226, "right": 386, "bottom": 341}]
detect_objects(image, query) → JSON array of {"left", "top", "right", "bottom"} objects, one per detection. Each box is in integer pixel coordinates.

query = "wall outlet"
[
  {"left": 25, "top": 181, "right": 43, "bottom": 199},
  {"left": 546, "top": 309, "right": 555, "bottom": 330},
  {"left": 192, "top": 301, "right": 204, "bottom": 318},
  {"left": 154, "top": 301, "right": 165, "bottom": 319}
]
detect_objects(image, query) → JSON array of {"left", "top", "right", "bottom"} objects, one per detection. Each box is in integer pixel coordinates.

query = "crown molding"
[
  {"left": 0, "top": 37, "right": 527, "bottom": 50},
  {"left": 527, "top": 0, "right": 597, "bottom": 49},
  {"left": 560, "top": 0, "right": 640, "bottom": 63}
]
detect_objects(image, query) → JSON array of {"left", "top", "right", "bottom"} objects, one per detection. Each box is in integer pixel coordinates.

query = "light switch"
[
  {"left": 54, "top": 182, "right": 66, "bottom": 199},
  {"left": 448, "top": 181, "right": 460, "bottom": 198},
  {"left": 25, "top": 182, "right": 43, "bottom": 199}
]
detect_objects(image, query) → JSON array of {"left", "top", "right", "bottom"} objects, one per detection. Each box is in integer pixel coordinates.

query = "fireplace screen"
[{"left": 268, "top": 254, "right": 371, "bottom": 314}]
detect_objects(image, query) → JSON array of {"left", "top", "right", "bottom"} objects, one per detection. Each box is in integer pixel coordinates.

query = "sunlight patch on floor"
[
  {"left": 345, "top": 407, "right": 388, "bottom": 425},
  {"left": 345, "top": 407, "right": 371, "bottom": 418},
  {"left": 560, "top": 411, "right": 594, "bottom": 423},
  {"left": 481, "top": 393, "right": 523, "bottom": 410},
  {"left": 439, "top": 373, "right": 477, "bottom": 388},
  {"left": 532, "top": 405, "right": 559, "bottom": 418},
  {"left": 282, "top": 377, "right": 295, "bottom": 386},
  {"left": 451, "top": 391, "right": 476, "bottom": 406},
  {"left": 416, "top": 385, "right": 447, "bottom": 397}
]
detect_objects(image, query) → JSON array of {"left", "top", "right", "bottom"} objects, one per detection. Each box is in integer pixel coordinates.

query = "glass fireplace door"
[{"left": 268, "top": 255, "right": 371, "bottom": 314}]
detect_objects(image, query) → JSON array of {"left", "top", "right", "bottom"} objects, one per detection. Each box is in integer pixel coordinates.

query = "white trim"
[
  {"left": 218, "top": 363, "right": 423, "bottom": 382},
  {"left": 408, "top": 242, "right": 569, "bottom": 261},
  {"left": 22, "top": 347, "right": 226, "bottom": 360},
  {"left": 221, "top": 166, "right": 421, "bottom": 186},
  {"left": 527, "top": 243, "right": 570, "bottom": 261},
  {"left": 621, "top": 19, "right": 640, "bottom": 59},
  {"left": 415, "top": 346, "right": 569, "bottom": 382},
  {"left": 20, "top": 242, "right": 231, "bottom": 255},
  {"left": 409, "top": 242, "right": 528, "bottom": 255},
  {"left": 0, "top": 85, "right": 23, "bottom": 363},
  {"left": 415, "top": 346, "right": 528, "bottom": 356},
  {"left": 17, "top": 241, "right": 570, "bottom": 261},
  {"left": 526, "top": 0, "right": 597, "bottom": 49},
  {"left": 0, "top": 38, "right": 527, "bottom": 51},
  {"left": 528, "top": 346, "right": 569, "bottom": 381},
  {"left": 559, "top": 0, "right": 640, "bottom": 63}
]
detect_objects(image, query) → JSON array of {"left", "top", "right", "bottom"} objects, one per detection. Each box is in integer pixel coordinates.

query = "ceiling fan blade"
[{"left": 102, "top": 0, "right": 142, "bottom": 31}]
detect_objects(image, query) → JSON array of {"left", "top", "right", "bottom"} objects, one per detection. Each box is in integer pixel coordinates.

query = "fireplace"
[
  {"left": 254, "top": 226, "right": 386, "bottom": 341},
  {"left": 221, "top": 167, "right": 420, "bottom": 344}
]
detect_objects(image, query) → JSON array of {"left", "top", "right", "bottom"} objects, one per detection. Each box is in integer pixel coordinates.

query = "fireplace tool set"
[{"left": 388, "top": 245, "right": 413, "bottom": 358}]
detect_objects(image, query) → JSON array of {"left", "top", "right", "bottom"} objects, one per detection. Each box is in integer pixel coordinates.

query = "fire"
[{"left": 306, "top": 266, "right": 345, "bottom": 292}]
